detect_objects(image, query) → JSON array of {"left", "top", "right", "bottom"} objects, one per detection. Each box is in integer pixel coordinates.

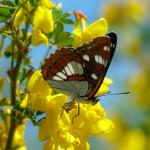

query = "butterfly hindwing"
[{"left": 41, "top": 47, "right": 89, "bottom": 99}]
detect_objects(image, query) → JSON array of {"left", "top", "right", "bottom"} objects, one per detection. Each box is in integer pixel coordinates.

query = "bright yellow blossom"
[
  {"left": 21, "top": 70, "right": 67, "bottom": 111},
  {"left": 33, "top": 6, "right": 54, "bottom": 33},
  {"left": 32, "top": 0, "right": 55, "bottom": 46},
  {"left": 31, "top": 28, "right": 49, "bottom": 46},
  {"left": 23, "top": 71, "right": 114, "bottom": 150},
  {"left": 0, "top": 118, "right": 26, "bottom": 150},
  {"left": 73, "top": 11, "right": 108, "bottom": 47},
  {"left": 95, "top": 77, "right": 113, "bottom": 97},
  {"left": 12, "top": 123, "right": 27, "bottom": 150},
  {"left": 13, "top": 1, "right": 32, "bottom": 28},
  {"left": 13, "top": 8, "right": 26, "bottom": 28}
]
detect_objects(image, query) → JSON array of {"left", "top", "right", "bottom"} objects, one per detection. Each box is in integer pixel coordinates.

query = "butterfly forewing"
[
  {"left": 76, "top": 32, "right": 117, "bottom": 100},
  {"left": 41, "top": 32, "right": 117, "bottom": 103}
]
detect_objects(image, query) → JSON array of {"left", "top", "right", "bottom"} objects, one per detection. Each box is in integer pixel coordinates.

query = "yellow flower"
[
  {"left": 118, "top": 130, "right": 146, "bottom": 150},
  {"left": 31, "top": 28, "right": 49, "bottom": 46},
  {"left": 12, "top": 123, "right": 27, "bottom": 150},
  {"left": 13, "top": 8, "right": 26, "bottom": 28},
  {"left": 103, "top": 0, "right": 148, "bottom": 25},
  {"left": 39, "top": 0, "right": 55, "bottom": 8},
  {"left": 32, "top": 0, "right": 55, "bottom": 46},
  {"left": 124, "top": 1, "right": 148, "bottom": 23},
  {"left": 95, "top": 77, "right": 113, "bottom": 97},
  {"left": 22, "top": 70, "right": 67, "bottom": 111},
  {"left": 0, "top": 118, "right": 26, "bottom": 150},
  {"left": 33, "top": 6, "right": 54, "bottom": 33},
  {"left": 73, "top": 11, "right": 108, "bottom": 47},
  {"left": 13, "top": 1, "right": 32, "bottom": 28},
  {"left": 104, "top": 114, "right": 147, "bottom": 150},
  {"left": 23, "top": 71, "right": 114, "bottom": 150},
  {"left": 129, "top": 68, "right": 150, "bottom": 107}
]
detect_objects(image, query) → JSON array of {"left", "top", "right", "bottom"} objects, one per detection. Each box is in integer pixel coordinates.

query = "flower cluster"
[
  {"left": 22, "top": 71, "right": 114, "bottom": 150},
  {"left": 31, "top": 0, "right": 55, "bottom": 46},
  {"left": 13, "top": 0, "right": 55, "bottom": 46}
]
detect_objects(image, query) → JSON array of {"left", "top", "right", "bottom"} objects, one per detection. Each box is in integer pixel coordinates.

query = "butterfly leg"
[{"left": 60, "top": 99, "right": 76, "bottom": 119}]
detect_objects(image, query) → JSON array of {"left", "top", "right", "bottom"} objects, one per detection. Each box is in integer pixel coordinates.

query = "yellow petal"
[
  {"left": 103, "top": 77, "right": 113, "bottom": 85},
  {"left": 39, "top": 0, "right": 55, "bottom": 9},
  {"left": 90, "top": 119, "right": 114, "bottom": 135},
  {"left": 27, "top": 70, "right": 51, "bottom": 95},
  {"left": 95, "top": 77, "right": 113, "bottom": 97},
  {"left": 95, "top": 84, "right": 109, "bottom": 97},
  {"left": 20, "top": 94, "right": 28, "bottom": 108},
  {"left": 33, "top": 6, "right": 54, "bottom": 33},
  {"left": 47, "top": 94, "right": 68, "bottom": 109},
  {"left": 73, "top": 18, "right": 108, "bottom": 47},
  {"left": 13, "top": 8, "right": 25, "bottom": 28},
  {"left": 31, "top": 28, "right": 48, "bottom": 46},
  {"left": 83, "top": 18, "right": 108, "bottom": 40}
]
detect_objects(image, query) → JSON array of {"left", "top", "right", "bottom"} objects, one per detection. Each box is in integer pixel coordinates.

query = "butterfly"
[{"left": 41, "top": 32, "right": 117, "bottom": 105}]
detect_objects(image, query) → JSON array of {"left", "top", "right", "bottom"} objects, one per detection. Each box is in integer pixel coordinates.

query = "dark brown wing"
[
  {"left": 41, "top": 47, "right": 85, "bottom": 81},
  {"left": 75, "top": 32, "right": 117, "bottom": 100}
]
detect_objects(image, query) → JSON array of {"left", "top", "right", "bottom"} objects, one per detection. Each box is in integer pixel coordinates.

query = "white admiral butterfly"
[{"left": 41, "top": 32, "right": 117, "bottom": 104}]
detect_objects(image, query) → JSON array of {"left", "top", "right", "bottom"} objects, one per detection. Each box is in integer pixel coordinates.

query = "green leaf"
[
  {"left": 23, "top": 56, "right": 32, "bottom": 65},
  {"left": 24, "top": 109, "right": 45, "bottom": 126},
  {"left": 57, "top": 32, "right": 73, "bottom": 47},
  {"left": 0, "top": 4, "right": 15, "bottom": 22},
  {"left": 60, "top": 32, "right": 71, "bottom": 39},
  {"left": 0, "top": 0, "right": 16, "bottom": 7},
  {"left": 18, "top": 67, "right": 27, "bottom": 84},
  {"left": 53, "top": 8, "right": 63, "bottom": 21},
  {"left": 0, "top": 6, "right": 11, "bottom": 17},
  {"left": 36, "top": 111, "right": 44, "bottom": 117},
  {"left": 61, "top": 19, "right": 74, "bottom": 25},
  {"left": 29, "top": 0, "right": 37, "bottom": 6},
  {"left": 59, "top": 12, "right": 71, "bottom": 20},
  {"left": 0, "top": 16, "right": 8, "bottom": 22},
  {"left": 59, "top": 38, "right": 73, "bottom": 47},
  {"left": 15, "top": 0, "right": 19, "bottom": 5},
  {"left": 0, "top": 109, "right": 7, "bottom": 121},
  {"left": 54, "top": 22, "right": 64, "bottom": 43}
]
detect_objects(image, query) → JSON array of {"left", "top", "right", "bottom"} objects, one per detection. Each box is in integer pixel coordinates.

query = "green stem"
[
  {"left": 5, "top": 1, "right": 30, "bottom": 149},
  {"left": 5, "top": 51, "right": 24, "bottom": 150}
]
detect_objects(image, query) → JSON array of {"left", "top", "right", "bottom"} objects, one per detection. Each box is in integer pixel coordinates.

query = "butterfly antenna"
[
  {"left": 29, "top": 65, "right": 35, "bottom": 70},
  {"left": 101, "top": 92, "right": 130, "bottom": 97}
]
